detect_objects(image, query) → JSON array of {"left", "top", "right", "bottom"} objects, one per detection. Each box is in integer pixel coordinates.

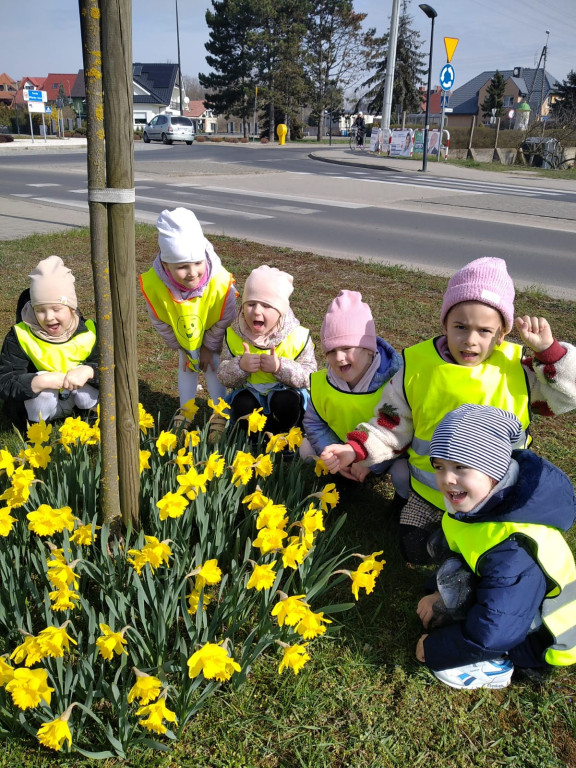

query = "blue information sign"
[
  {"left": 439, "top": 64, "right": 455, "bottom": 91},
  {"left": 27, "top": 89, "right": 43, "bottom": 102}
]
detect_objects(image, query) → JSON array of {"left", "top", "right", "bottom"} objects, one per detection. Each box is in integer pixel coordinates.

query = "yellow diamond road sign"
[{"left": 444, "top": 37, "right": 459, "bottom": 63}]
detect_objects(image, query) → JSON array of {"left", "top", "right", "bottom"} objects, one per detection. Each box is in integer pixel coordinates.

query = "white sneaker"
[{"left": 433, "top": 658, "right": 514, "bottom": 689}]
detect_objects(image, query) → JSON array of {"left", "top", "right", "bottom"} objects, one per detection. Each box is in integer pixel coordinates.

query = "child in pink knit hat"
[
  {"left": 217, "top": 265, "right": 317, "bottom": 437},
  {"left": 300, "top": 290, "right": 409, "bottom": 503},
  {"left": 321, "top": 257, "right": 576, "bottom": 564}
]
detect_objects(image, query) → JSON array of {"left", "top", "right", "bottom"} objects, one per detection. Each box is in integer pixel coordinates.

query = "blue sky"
[{"left": 3, "top": 0, "right": 576, "bottom": 95}]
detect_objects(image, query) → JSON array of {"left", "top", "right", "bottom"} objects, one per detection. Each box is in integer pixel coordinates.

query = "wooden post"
[
  {"left": 101, "top": 0, "right": 140, "bottom": 527},
  {"left": 466, "top": 114, "right": 476, "bottom": 160},
  {"left": 78, "top": 0, "right": 121, "bottom": 525}
]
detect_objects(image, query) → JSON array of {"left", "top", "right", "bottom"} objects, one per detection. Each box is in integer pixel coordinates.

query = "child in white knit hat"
[
  {"left": 140, "top": 208, "right": 237, "bottom": 421},
  {"left": 217, "top": 265, "right": 317, "bottom": 436},
  {"left": 300, "top": 290, "right": 409, "bottom": 503},
  {"left": 0, "top": 255, "right": 99, "bottom": 427}
]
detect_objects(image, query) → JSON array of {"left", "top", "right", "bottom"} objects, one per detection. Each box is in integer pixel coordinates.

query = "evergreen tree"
[
  {"left": 358, "top": 0, "right": 426, "bottom": 118},
  {"left": 481, "top": 70, "right": 505, "bottom": 120},
  {"left": 551, "top": 70, "right": 576, "bottom": 126}
]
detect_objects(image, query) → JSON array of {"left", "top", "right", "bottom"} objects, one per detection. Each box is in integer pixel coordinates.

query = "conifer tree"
[
  {"left": 481, "top": 70, "right": 506, "bottom": 120},
  {"left": 551, "top": 70, "right": 576, "bottom": 127}
]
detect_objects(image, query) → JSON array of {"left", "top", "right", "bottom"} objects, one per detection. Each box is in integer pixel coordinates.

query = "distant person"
[
  {"left": 140, "top": 207, "right": 236, "bottom": 424},
  {"left": 0, "top": 255, "right": 99, "bottom": 428},
  {"left": 320, "top": 257, "right": 576, "bottom": 564},
  {"left": 217, "top": 265, "right": 317, "bottom": 439},
  {"left": 416, "top": 404, "right": 576, "bottom": 689},
  {"left": 300, "top": 290, "right": 409, "bottom": 506},
  {"left": 354, "top": 112, "right": 366, "bottom": 148}
]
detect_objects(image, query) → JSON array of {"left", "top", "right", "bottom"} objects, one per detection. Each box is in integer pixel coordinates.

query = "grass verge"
[{"left": 0, "top": 226, "right": 575, "bottom": 767}]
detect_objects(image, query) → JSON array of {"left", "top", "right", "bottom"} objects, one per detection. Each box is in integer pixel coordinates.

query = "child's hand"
[
  {"left": 515, "top": 315, "right": 554, "bottom": 353},
  {"left": 199, "top": 345, "right": 215, "bottom": 372},
  {"left": 349, "top": 463, "right": 371, "bottom": 483},
  {"left": 320, "top": 444, "right": 356, "bottom": 473},
  {"left": 31, "top": 371, "right": 66, "bottom": 394},
  {"left": 62, "top": 365, "right": 94, "bottom": 391},
  {"left": 239, "top": 342, "right": 261, "bottom": 373},
  {"left": 417, "top": 592, "right": 441, "bottom": 629},
  {"left": 415, "top": 634, "right": 428, "bottom": 663},
  {"left": 259, "top": 346, "right": 280, "bottom": 374}
]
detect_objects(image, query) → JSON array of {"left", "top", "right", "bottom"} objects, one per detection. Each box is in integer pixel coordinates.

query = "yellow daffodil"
[
  {"left": 58, "top": 417, "right": 99, "bottom": 450},
  {"left": 26, "top": 419, "right": 52, "bottom": 446},
  {"left": 208, "top": 397, "right": 231, "bottom": 419},
  {"left": 37, "top": 713, "right": 72, "bottom": 751},
  {"left": 156, "top": 491, "right": 188, "bottom": 521},
  {"left": 183, "top": 429, "right": 201, "bottom": 449},
  {"left": 187, "top": 587, "right": 211, "bottom": 616},
  {"left": 230, "top": 451, "right": 255, "bottom": 486},
  {"left": 246, "top": 408, "right": 267, "bottom": 434},
  {"left": 350, "top": 568, "right": 377, "bottom": 600},
  {"left": 194, "top": 559, "right": 222, "bottom": 589},
  {"left": 265, "top": 433, "right": 288, "bottom": 454},
  {"left": 139, "top": 450, "right": 151, "bottom": 475},
  {"left": 36, "top": 625, "right": 77, "bottom": 658},
  {"left": 286, "top": 426, "right": 303, "bottom": 450},
  {"left": 173, "top": 447, "right": 193, "bottom": 473},
  {"left": 180, "top": 399, "right": 199, "bottom": 422},
  {"left": 70, "top": 523, "right": 100, "bottom": 546},
  {"left": 281, "top": 537, "right": 309, "bottom": 569},
  {"left": 47, "top": 560, "right": 79, "bottom": 590},
  {"left": 253, "top": 453, "right": 273, "bottom": 479},
  {"left": 271, "top": 594, "right": 310, "bottom": 627},
  {"left": 253, "top": 526, "right": 287, "bottom": 554},
  {"left": 10, "top": 634, "right": 44, "bottom": 667},
  {"left": 314, "top": 458, "right": 329, "bottom": 477},
  {"left": 6, "top": 667, "right": 54, "bottom": 709},
  {"left": 27, "top": 505, "right": 75, "bottom": 536},
  {"left": 256, "top": 501, "right": 288, "bottom": 531},
  {"left": 187, "top": 642, "right": 241, "bottom": 682},
  {"left": 246, "top": 561, "right": 277, "bottom": 591},
  {"left": 49, "top": 587, "right": 80, "bottom": 612},
  {"left": 1, "top": 466, "right": 35, "bottom": 508},
  {"left": 138, "top": 403, "right": 155, "bottom": 434},
  {"left": 357, "top": 551, "right": 385, "bottom": 576},
  {"left": 0, "top": 657, "right": 14, "bottom": 685},
  {"left": 176, "top": 465, "right": 208, "bottom": 499},
  {"left": 136, "top": 697, "right": 177, "bottom": 734},
  {"left": 128, "top": 669, "right": 163, "bottom": 705},
  {"left": 242, "top": 490, "right": 270, "bottom": 510},
  {"left": 129, "top": 536, "right": 172, "bottom": 574},
  {"left": 278, "top": 643, "right": 310, "bottom": 675},
  {"left": 300, "top": 504, "right": 325, "bottom": 545},
  {"left": 156, "top": 430, "right": 178, "bottom": 457},
  {"left": 96, "top": 623, "right": 128, "bottom": 661},
  {"left": 203, "top": 452, "right": 225, "bottom": 480},
  {"left": 311, "top": 483, "right": 340, "bottom": 512},
  {"left": 0, "top": 507, "right": 16, "bottom": 537},
  {"left": 295, "top": 609, "right": 331, "bottom": 640},
  {"left": 0, "top": 448, "right": 16, "bottom": 477},
  {"left": 127, "top": 549, "right": 149, "bottom": 576},
  {"left": 22, "top": 444, "right": 52, "bottom": 470}
]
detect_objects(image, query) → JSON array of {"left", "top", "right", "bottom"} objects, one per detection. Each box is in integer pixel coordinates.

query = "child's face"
[
  {"left": 326, "top": 346, "right": 374, "bottom": 388},
  {"left": 444, "top": 302, "right": 505, "bottom": 367},
  {"left": 243, "top": 301, "right": 280, "bottom": 336},
  {"left": 34, "top": 303, "right": 75, "bottom": 337},
  {"left": 163, "top": 260, "right": 206, "bottom": 291},
  {"left": 431, "top": 457, "right": 497, "bottom": 513}
]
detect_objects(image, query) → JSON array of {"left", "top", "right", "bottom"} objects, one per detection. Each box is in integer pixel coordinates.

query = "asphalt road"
[{"left": 1, "top": 142, "right": 575, "bottom": 298}]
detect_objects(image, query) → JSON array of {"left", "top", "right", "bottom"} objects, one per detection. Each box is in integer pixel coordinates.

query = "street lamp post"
[
  {"left": 419, "top": 4, "right": 437, "bottom": 173},
  {"left": 175, "top": 0, "right": 184, "bottom": 115}
]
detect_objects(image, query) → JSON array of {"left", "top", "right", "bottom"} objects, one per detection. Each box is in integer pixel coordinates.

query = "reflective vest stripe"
[
  {"left": 404, "top": 338, "right": 530, "bottom": 509},
  {"left": 309, "top": 370, "right": 385, "bottom": 442},
  {"left": 226, "top": 326, "right": 310, "bottom": 386},
  {"left": 14, "top": 320, "right": 96, "bottom": 373},
  {"left": 443, "top": 515, "right": 576, "bottom": 666}
]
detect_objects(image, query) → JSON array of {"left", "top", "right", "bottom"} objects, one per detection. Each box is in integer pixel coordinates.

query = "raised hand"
[
  {"left": 515, "top": 315, "right": 554, "bottom": 353},
  {"left": 239, "top": 342, "right": 261, "bottom": 373},
  {"left": 259, "top": 345, "right": 280, "bottom": 374}
]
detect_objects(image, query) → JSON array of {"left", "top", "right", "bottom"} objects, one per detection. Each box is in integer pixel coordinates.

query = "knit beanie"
[
  {"left": 321, "top": 290, "right": 377, "bottom": 353},
  {"left": 430, "top": 404, "right": 524, "bottom": 481},
  {"left": 440, "top": 257, "right": 515, "bottom": 333},
  {"left": 157, "top": 207, "right": 206, "bottom": 264},
  {"left": 29, "top": 255, "right": 78, "bottom": 310},
  {"left": 242, "top": 265, "right": 294, "bottom": 316}
]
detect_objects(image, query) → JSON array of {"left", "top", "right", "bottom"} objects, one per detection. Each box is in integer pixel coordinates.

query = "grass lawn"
[{"left": 0, "top": 226, "right": 575, "bottom": 767}]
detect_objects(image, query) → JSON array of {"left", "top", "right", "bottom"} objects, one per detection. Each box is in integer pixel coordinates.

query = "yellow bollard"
[{"left": 276, "top": 123, "right": 287, "bottom": 146}]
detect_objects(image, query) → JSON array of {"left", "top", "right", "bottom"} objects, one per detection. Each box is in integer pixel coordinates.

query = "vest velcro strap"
[{"left": 410, "top": 465, "right": 439, "bottom": 490}]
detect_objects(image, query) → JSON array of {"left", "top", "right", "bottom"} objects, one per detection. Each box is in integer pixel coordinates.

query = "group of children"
[{"left": 1, "top": 205, "right": 576, "bottom": 691}]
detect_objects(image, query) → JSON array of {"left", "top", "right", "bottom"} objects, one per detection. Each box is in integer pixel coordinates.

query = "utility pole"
[
  {"left": 176, "top": 0, "right": 184, "bottom": 115},
  {"left": 381, "top": 0, "right": 401, "bottom": 133}
]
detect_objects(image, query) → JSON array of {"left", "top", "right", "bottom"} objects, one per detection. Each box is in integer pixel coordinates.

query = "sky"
[{"left": 3, "top": 0, "right": 576, "bottom": 97}]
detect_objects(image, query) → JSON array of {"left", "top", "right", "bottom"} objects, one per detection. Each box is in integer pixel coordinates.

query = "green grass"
[{"left": 1, "top": 227, "right": 576, "bottom": 766}]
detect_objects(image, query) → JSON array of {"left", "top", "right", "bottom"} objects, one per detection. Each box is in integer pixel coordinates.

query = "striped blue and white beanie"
[{"left": 430, "top": 404, "right": 524, "bottom": 481}]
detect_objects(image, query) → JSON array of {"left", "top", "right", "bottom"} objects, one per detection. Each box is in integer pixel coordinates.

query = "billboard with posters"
[
  {"left": 413, "top": 130, "right": 441, "bottom": 155},
  {"left": 389, "top": 129, "right": 413, "bottom": 157}
]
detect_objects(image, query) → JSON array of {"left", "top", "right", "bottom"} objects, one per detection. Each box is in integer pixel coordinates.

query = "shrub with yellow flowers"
[{"left": 0, "top": 403, "right": 385, "bottom": 757}]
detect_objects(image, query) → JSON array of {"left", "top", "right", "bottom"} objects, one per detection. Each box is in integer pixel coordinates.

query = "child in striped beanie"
[{"left": 415, "top": 404, "right": 576, "bottom": 690}]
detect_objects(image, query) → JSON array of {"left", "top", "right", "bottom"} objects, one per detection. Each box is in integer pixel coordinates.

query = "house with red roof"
[
  {"left": 183, "top": 100, "right": 217, "bottom": 133},
  {"left": 0, "top": 73, "right": 18, "bottom": 107},
  {"left": 13, "top": 77, "right": 45, "bottom": 106},
  {"left": 41, "top": 73, "right": 78, "bottom": 106}
]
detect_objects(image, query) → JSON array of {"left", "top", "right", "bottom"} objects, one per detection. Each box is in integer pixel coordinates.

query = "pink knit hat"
[
  {"left": 321, "top": 290, "right": 377, "bottom": 353},
  {"left": 29, "top": 255, "right": 78, "bottom": 310},
  {"left": 440, "top": 257, "right": 515, "bottom": 333},
  {"left": 242, "top": 265, "right": 294, "bottom": 316}
]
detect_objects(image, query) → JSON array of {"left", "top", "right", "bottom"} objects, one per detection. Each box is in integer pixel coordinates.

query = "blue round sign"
[{"left": 440, "top": 64, "right": 455, "bottom": 91}]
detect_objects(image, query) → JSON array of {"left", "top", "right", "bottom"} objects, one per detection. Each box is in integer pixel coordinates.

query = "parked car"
[{"left": 142, "top": 115, "right": 195, "bottom": 145}]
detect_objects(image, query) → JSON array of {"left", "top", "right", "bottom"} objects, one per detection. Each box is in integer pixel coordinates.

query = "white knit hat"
[
  {"left": 29, "top": 255, "right": 78, "bottom": 309},
  {"left": 242, "top": 265, "right": 294, "bottom": 316},
  {"left": 157, "top": 208, "right": 206, "bottom": 264}
]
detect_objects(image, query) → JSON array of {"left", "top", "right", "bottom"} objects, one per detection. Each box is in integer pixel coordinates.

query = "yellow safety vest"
[
  {"left": 140, "top": 266, "right": 234, "bottom": 352},
  {"left": 310, "top": 370, "right": 384, "bottom": 442},
  {"left": 404, "top": 338, "right": 531, "bottom": 510},
  {"left": 14, "top": 320, "right": 96, "bottom": 373},
  {"left": 226, "top": 326, "right": 311, "bottom": 385},
  {"left": 443, "top": 514, "right": 576, "bottom": 666}
]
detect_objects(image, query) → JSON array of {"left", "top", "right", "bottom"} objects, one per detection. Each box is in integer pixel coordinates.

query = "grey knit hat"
[{"left": 430, "top": 404, "right": 524, "bottom": 481}]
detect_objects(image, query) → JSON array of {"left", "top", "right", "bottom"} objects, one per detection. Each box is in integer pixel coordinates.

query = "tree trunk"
[
  {"left": 101, "top": 0, "right": 140, "bottom": 527},
  {"left": 78, "top": 0, "right": 121, "bottom": 526}
]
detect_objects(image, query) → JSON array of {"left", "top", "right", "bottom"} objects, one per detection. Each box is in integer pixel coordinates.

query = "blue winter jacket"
[
  {"left": 424, "top": 450, "right": 576, "bottom": 671},
  {"left": 303, "top": 336, "right": 402, "bottom": 455}
]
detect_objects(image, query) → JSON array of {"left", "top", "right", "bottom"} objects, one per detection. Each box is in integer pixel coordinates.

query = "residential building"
[
  {"left": 0, "top": 73, "right": 17, "bottom": 107},
  {"left": 183, "top": 100, "right": 217, "bottom": 133}
]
